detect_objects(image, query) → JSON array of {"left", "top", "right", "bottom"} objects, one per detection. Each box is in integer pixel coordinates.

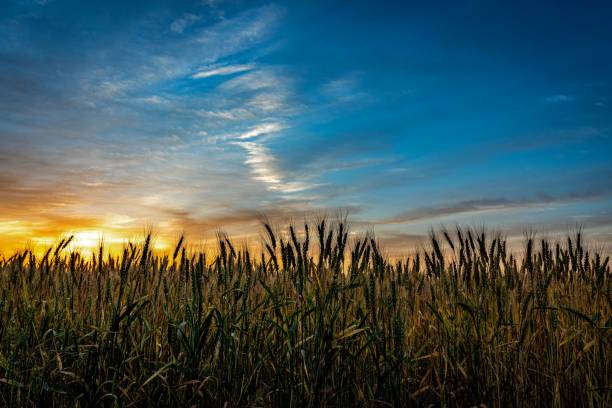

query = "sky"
[{"left": 1, "top": 0, "right": 611, "bottom": 254}]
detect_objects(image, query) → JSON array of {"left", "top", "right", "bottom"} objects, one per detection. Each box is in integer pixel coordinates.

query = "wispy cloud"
[
  {"left": 76, "top": 4, "right": 284, "bottom": 102},
  {"left": 192, "top": 4, "right": 284, "bottom": 60},
  {"left": 218, "top": 69, "right": 283, "bottom": 92},
  {"left": 321, "top": 73, "right": 365, "bottom": 104},
  {"left": 198, "top": 108, "right": 254, "bottom": 121},
  {"left": 238, "top": 122, "right": 286, "bottom": 139},
  {"left": 192, "top": 64, "right": 254, "bottom": 79},
  {"left": 170, "top": 13, "right": 201, "bottom": 33},
  {"left": 232, "top": 124, "right": 317, "bottom": 193},
  {"left": 544, "top": 94, "right": 574, "bottom": 103},
  {"left": 192, "top": 60, "right": 310, "bottom": 194},
  {"left": 381, "top": 191, "right": 610, "bottom": 225},
  {"left": 234, "top": 141, "right": 281, "bottom": 185}
]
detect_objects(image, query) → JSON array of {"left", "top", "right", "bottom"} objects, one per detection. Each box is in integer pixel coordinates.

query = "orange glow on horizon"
[
  {"left": 0, "top": 219, "right": 172, "bottom": 256},
  {"left": 0, "top": 216, "right": 262, "bottom": 258}
]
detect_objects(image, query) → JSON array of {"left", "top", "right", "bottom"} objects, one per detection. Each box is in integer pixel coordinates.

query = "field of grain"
[{"left": 0, "top": 221, "right": 609, "bottom": 407}]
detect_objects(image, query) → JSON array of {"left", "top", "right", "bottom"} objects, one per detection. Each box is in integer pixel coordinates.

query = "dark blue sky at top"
[{"left": 1, "top": 0, "right": 611, "bottom": 247}]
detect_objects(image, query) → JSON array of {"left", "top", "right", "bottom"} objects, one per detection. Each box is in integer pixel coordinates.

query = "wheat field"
[{"left": 0, "top": 221, "right": 609, "bottom": 407}]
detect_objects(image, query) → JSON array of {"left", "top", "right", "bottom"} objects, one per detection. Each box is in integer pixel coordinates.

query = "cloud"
[
  {"left": 192, "top": 64, "right": 254, "bottom": 79},
  {"left": 217, "top": 69, "right": 283, "bottom": 92},
  {"left": 544, "top": 94, "right": 574, "bottom": 103},
  {"left": 141, "top": 95, "right": 169, "bottom": 105},
  {"left": 383, "top": 198, "right": 530, "bottom": 224},
  {"left": 223, "top": 123, "right": 318, "bottom": 193},
  {"left": 202, "top": 0, "right": 226, "bottom": 7},
  {"left": 380, "top": 191, "right": 610, "bottom": 225},
  {"left": 95, "top": 80, "right": 132, "bottom": 98},
  {"left": 0, "top": 174, "right": 78, "bottom": 215},
  {"left": 191, "top": 61, "right": 305, "bottom": 193},
  {"left": 233, "top": 140, "right": 317, "bottom": 194},
  {"left": 321, "top": 73, "right": 365, "bottom": 104},
  {"left": 247, "top": 92, "right": 291, "bottom": 113},
  {"left": 498, "top": 209, "right": 612, "bottom": 238},
  {"left": 158, "top": 201, "right": 363, "bottom": 240},
  {"left": 238, "top": 122, "right": 285, "bottom": 139},
  {"left": 202, "top": 122, "right": 285, "bottom": 143},
  {"left": 234, "top": 141, "right": 281, "bottom": 185},
  {"left": 198, "top": 108, "right": 254, "bottom": 121},
  {"left": 170, "top": 13, "right": 201, "bottom": 33},
  {"left": 201, "top": 0, "right": 230, "bottom": 19},
  {"left": 198, "top": 65, "right": 304, "bottom": 193},
  {"left": 191, "top": 4, "right": 284, "bottom": 61},
  {"left": 75, "top": 4, "right": 284, "bottom": 101}
]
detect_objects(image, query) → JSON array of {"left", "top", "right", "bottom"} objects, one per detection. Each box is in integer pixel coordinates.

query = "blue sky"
[{"left": 1, "top": 0, "right": 611, "bottom": 253}]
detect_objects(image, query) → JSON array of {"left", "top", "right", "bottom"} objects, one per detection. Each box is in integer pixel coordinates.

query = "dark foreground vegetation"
[{"left": 0, "top": 221, "right": 610, "bottom": 407}]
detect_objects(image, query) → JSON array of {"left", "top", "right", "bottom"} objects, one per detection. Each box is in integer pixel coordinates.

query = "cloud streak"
[
  {"left": 238, "top": 122, "right": 286, "bottom": 140},
  {"left": 380, "top": 191, "right": 611, "bottom": 225},
  {"left": 192, "top": 64, "right": 254, "bottom": 79},
  {"left": 544, "top": 94, "right": 574, "bottom": 103},
  {"left": 170, "top": 13, "right": 201, "bottom": 33}
]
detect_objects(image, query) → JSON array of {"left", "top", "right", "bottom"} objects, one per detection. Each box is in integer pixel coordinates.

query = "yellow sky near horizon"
[
  {"left": 0, "top": 211, "right": 423, "bottom": 258},
  {"left": 0, "top": 217, "right": 247, "bottom": 256},
  {"left": 3, "top": 213, "right": 609, "bottom": 260}
]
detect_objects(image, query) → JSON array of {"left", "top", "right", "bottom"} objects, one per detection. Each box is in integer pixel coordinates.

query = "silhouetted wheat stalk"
[{"left": 0, "top": 220, "right": 609, "bottom": 407}]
